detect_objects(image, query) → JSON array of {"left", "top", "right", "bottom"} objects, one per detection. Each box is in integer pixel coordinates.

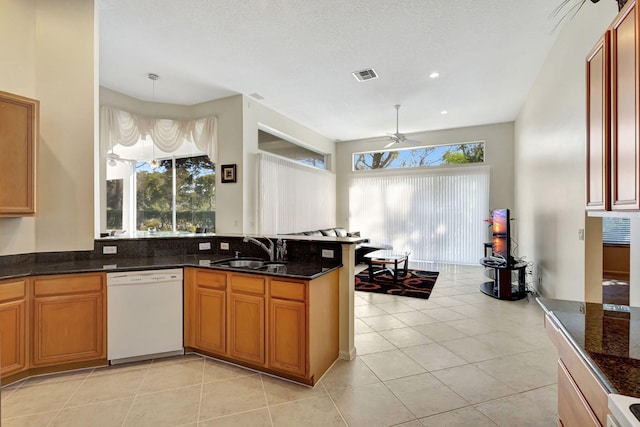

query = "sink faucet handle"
[{"left": 235, "top": 251, "right": 241, "bottom": 258}]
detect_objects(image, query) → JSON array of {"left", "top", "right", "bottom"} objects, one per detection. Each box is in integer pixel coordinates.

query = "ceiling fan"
[{"left": 384, "top": 104, "right": 421, "bottom": 148}]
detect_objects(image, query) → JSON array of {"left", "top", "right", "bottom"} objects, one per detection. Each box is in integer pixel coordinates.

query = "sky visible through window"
[{"left": 353, "top": 142, "right": 484, "bottom": 171}]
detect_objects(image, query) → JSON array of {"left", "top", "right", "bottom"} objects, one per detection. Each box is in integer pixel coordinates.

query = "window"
[
  {"left": 106, "top": 179, "right": 123, "bottom": 229},
  {"left": 602, "top": 217, "right": 630, "bottom": 245},
  {"left": 107, "top": 154, "right": 215, "bottom": 233},
  {"left": 349, "top": 166, "right": 490, "bottom": 264},
  {"left": 353, "top": 142, "right": 484, "bottom": 171},
  {"left": 258, "top": 128, "right": 328, "bottom": 170}
]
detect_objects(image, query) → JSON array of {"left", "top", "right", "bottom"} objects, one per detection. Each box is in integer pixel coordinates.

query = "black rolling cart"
[{"left": 480, "top": 260, "right": 527, "bottom": 301}]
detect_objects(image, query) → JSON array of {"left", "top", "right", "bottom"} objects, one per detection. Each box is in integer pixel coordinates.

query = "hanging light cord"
[{"left": 149, "top": 73, "right": 160, "bottom": 169}]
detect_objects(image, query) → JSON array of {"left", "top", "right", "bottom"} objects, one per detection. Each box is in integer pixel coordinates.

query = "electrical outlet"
[
  {"left": 103, "top": 246, "right": 117, "bottom": 254},
  {"left": 199, "top": 242, "right": 211, "bottom": 251},
  {"left": 578, "top": 228, "right": 585, "bottom": 240},
  {"left": 321, "top": 249, "right": 334, "bottom": 258},
  {"left": 220, "top": 242, "right": 229, "bottom": 250}
]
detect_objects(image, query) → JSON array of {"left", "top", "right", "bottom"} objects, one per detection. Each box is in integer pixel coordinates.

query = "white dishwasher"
[{"left": 107, "top": 269, "right": 184, "bottom": 364}]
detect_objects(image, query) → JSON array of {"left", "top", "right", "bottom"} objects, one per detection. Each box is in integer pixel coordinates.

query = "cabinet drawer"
[
  {"left": 230, "top": 275, "right": 265, "bottom": 295},
  {"left": 545, "top": 314, "right": 608, "bottom": 426},
  {"left": 557, "top": 360, "right": 600, "bottom": 427},
  {"left": 0, "top": 280, "right": 26, "bottom": 303},
  {"left": 33, "top": 274, "right": 104, "bottom": 296},
  {"left": 195, "top": 270, "right": 226, "bottom": 290},
  {"left": 270, "top": 280, "right": 306, "bottom": 301}
]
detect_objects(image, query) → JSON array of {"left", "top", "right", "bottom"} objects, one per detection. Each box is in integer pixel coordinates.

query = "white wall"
[
  {"left": 514, "top": 1, "right": 617, "bottom": 300},
  {"left": 0, "top": 0, "right": 95, "bottom": 255},
  {"left": 241, "top": 96, "right": 336, "bottom": 234},
  {"left": 336, "top": 122, "right": 515, "bottom": 231}
]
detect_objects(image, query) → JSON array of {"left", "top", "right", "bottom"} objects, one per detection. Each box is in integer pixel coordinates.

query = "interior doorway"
[{"left": 602, "top": 217, "right": 630, "bottom": 306}]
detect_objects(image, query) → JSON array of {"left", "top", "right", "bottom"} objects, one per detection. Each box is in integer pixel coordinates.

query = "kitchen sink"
[
  {"left": 211, "top": 258, "right": 287, "bottom": 270},
  {"left": 228, "top": 259, "right": 265, "bottom": 268}
]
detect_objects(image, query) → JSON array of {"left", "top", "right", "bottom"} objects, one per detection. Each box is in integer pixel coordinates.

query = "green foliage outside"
[
  {"left": 136, "top": 155, "right": 216, "bottom": 232},
  {"left": 354, "top": 142, "right": 484, "bottom": 171}
]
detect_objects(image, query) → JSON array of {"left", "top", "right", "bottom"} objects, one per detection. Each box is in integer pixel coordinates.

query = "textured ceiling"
[{"left": 99, "top": 0, "right": 566, "bottom": 141}]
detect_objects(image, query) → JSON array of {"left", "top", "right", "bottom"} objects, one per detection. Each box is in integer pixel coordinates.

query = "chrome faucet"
[{"left": 243, "top": 236, "right": 275, "bottom": 261}]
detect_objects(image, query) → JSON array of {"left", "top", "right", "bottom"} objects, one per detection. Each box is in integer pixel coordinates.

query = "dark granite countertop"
[
  {"left": 537, "top": 297, "right": 640, "bottom": 397},
  {"left": 0, "top": 255, "right": 341, "bottom": 282}
]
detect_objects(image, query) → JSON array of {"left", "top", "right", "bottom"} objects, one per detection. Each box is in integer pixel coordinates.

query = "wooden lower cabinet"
[
  {"left": 269, "top": 298, "right": 306, "bottom": 376},
  {"left": 545, "top": 314, "right": 608, "bottom": 427},
  {"left": 184, "top": 268, "right": 227, "bottom": 355},
  {"left": 0, "top": 279, "right": 28, "bottom": 378},
  {"left": 229, "top": 274, "right": 266, "bottom": 365},
  {"left": 32, "top": 273, "right": 106, "bottom": 367},
  {"left": 185, "top": 268, "right": 339, "bottom": 385}
]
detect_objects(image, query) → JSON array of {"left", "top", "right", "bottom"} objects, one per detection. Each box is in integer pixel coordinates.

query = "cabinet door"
[
  {"left": 229, "top": 292, "right": 265, "bottom": 365},
  {"left": 611, "top": 0, "right": 639, "bottom": 210},
  {"left": 0, "top": 91, "right": 38, "bottom": 216},
  {"left": 269, "top": 298, "right": 306, "bottom": 377},
  {"left": 194, "top": 286, "right": 226, "bottom": 354},
  {"left": 0, "top": 299, "right": 27, "bottom": 377},
  {"left": 33, "top": 292, "right": 105, "bottom": 366},
  {"left": 586, "top": 33, "right": 611, "bottom": 210}
]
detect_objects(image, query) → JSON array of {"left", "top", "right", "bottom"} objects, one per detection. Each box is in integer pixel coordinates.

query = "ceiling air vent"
[{"left": 352, "top": 68, "right": 378, "bottom": 82}]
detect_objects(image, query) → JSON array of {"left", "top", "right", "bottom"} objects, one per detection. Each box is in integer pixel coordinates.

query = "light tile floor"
[{"left": 1, "top": 263, "right": 559, "bottom": 426}]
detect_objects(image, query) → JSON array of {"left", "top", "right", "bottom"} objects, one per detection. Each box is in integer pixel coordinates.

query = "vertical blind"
[
  {"left": 258, "top": 153, "right": 336, "bottom": 234},
  {"left": 349, "top": 166, "right": 490, "bottom": 264}
]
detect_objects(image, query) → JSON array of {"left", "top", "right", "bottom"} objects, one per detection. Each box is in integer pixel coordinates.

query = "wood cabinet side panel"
[
  {"left": 545, "top": 314, "right": 608, "bottom": 426},
  {"left": 557, "top": 360, "right": 601, "bottom": 427},
  {"left": 308, "top": 270, "right": 339, "bottom": 380}
]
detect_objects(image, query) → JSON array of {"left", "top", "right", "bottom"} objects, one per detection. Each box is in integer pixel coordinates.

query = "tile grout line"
[
  {"left": 196, "top": 357, "right": 206, "bottom": 424},
  {"left": 44, "top": 367, "right": 95, "bottom": 427},
  {"left": 322, "top": 381, "right": 350, "bottom": 426},
  {"left": 120, "top": 361, "right": 153, "bottom": 427},
  {"left": 259, "top": 373, "right": 275, "bottom": 427}
]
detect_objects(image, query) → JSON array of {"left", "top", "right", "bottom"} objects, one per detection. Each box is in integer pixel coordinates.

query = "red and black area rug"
[{"left": 355, "top": 268, "right": 439, "bottom": 299}]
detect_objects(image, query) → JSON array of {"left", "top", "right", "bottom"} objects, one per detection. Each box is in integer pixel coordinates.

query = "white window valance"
[{"left": 100, "top": 105, "right": 218, "bottom": 162}]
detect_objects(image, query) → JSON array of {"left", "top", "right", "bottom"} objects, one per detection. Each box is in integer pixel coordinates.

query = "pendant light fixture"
[{"left": 148, "top": 73, "right": 160, "bottom": 170}]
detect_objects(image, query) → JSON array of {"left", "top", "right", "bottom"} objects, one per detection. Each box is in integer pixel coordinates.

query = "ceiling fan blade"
[
  {"left": 405, "top": 138, "right": 423, "bottom": 146},
  {"left": 383, "top": 140, "right": 397, "bottom": 149}
]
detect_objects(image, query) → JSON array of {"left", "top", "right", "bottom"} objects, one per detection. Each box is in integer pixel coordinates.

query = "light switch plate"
[
  {"left": 199, "top": 242, "right": 211, "bottom": 250},
  {"left": 220, "top": 242, "right": 230, "bottom": 250},
  {"left": 321, "top": 249, "right": 334, "bottom": 258},
  {"left": 103, "top": 246, "right": 117, "bottom": 254}
]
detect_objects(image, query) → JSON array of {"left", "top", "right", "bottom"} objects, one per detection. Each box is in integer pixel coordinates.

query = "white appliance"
[
  {"left": 608, "top": 394, "right": 640, "bottom": 427},
  {"left": 107, "top": 269, "right": 184, "bottom": 364}
]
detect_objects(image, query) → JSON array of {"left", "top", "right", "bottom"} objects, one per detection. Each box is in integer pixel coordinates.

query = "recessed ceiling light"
[
  {"left": 429, "top": 72, "right": 440, "bottom": 79},
  {"left": 440, "top": 110, "right": 448, "bottom": 115}
]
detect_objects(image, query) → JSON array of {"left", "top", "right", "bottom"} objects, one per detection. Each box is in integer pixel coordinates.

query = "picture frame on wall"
[{"left": 221, "top": 164, "right": 237, "bottom": 183}]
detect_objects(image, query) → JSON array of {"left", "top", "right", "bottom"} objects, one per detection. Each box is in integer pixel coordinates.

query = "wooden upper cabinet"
[
  {"left": 586, "top": 33, "right": 611, "bottom": 210},
  {"left": 0, "top": 90, "right": 38, "bottom": 216},
  {"left": 611, "top": 0, "right": 639, "bottom": 210}
]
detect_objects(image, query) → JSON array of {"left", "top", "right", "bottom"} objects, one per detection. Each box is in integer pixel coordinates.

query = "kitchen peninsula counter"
[
  {"left": 537, "top": 297, "right": 640, "bottom": 398},
  {"left": 0, "top": 255, "right": 341, "bottom": 282}
]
